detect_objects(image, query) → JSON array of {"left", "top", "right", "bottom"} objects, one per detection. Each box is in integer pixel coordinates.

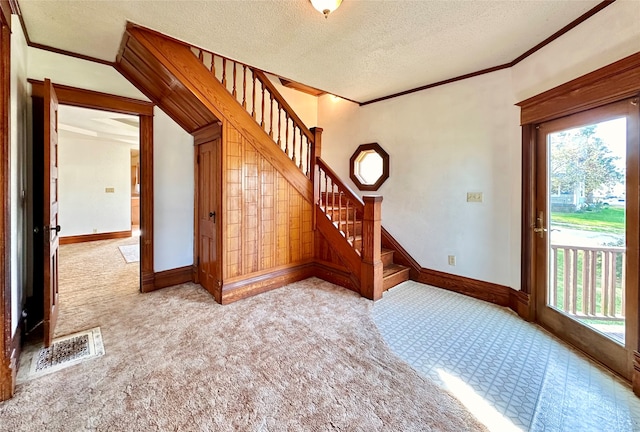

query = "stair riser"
[
  {"left": 383, "top": 267, "right": 410, "bottom": 291},
  {"left": 380, "top": 250, "right": 394, "bottom": 266}
]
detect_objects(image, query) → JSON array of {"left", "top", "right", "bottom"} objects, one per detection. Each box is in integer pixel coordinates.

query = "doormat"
[
  {"left": 17, "top": 327, "right": 105, "bottom": 383},
  {"left": 118, "top": 244, "right": 140, "bottom": 263}
]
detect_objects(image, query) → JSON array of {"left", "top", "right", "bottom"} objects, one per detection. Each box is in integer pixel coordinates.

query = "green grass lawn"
[{"left": 551, "top": 207, "right": 625, "bottom": 233}]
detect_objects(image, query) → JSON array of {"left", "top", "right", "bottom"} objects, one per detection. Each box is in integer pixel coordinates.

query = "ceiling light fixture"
[{"left": 310, "top": 0, "right": 342, "bottom": 18}]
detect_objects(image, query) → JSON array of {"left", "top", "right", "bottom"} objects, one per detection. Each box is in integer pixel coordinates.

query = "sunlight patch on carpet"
[
  {"left": 118, "top": 244, "right": 140, "bottom": 263},
  {"left": 17, "top": 327, "right": 105, "bottom": 383}
]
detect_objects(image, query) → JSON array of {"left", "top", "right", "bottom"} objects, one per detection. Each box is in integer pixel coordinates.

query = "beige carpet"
[{"left": 0, "top": 239, "right": 486, "bottom": 431}]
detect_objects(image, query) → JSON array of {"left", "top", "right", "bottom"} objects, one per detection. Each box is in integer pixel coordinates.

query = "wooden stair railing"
[
  {"left": 190, "top": 47, "right": 315, "bottom": 183},
  {"left": 316, "top": 158, "right": 384, "bottom": 300}
]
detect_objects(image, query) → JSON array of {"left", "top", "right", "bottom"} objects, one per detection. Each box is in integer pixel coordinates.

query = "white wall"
[
  {"left": 511, "top": 0, "right": 640, "bottom": 102},
  {"left": 58, "top": 136, "right": 132, "bottom": 236},
  {"left": 317, "top": 0, "right": 640, "bottom": 291},
  {"left": 153, "top": 107, "right": 194, "bottom": 272},
  {"left": 10, "top": 15, "right": 29, "bottom": 335},
  {"left": 28, "top": 47, "right": 149, "bottom": 101},
  {"left": 268, "top": 74, "right": 318, "bottom": 128},
  {"left": 319, "top": 70, "right": 521, "bottom": 288}
]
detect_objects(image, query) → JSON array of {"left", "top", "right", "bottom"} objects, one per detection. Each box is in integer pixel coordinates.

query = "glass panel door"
[
  {"left": 535, "top": 99, "right": 639, "bottom": 379},
  {"left": 548, "top": 118, "right": 626, "bottom": 344}
]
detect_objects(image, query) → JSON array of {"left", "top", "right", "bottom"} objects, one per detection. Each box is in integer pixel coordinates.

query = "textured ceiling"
[
  {"left": 20, "top": 0, "right": 602, "bottom": 102},
  {"left": 59, "top": 105, "right": 139, "bottom": 147}
]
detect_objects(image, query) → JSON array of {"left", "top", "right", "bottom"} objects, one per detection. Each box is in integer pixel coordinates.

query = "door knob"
[
  {"left": 209, "top": 211, "right": 216, "bottom": 223},
  {"left": 533, "top": 211, "right": 547, "bottom": 238}
]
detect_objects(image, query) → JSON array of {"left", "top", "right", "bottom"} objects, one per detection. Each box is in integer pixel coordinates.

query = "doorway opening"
[
  {"left": 25, "top": 80, "right": 154, "bottom": 346},
  {"left": 53, "top": 105, "right": 141, "bottom": 337}
]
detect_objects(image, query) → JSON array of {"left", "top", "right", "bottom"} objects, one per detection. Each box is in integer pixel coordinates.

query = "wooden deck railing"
[
  {"left": 190, "top": 47, "right": 314, "bottom": 181},
  {"left": 550, "top": 244, "right": 625, "bottom": 320}
]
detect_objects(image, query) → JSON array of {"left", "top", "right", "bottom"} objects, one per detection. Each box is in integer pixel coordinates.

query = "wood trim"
[
  {"left": 361, "top": 63, "right": 512, "bottom": 106},
  {"left": 381, "top": 227, "right": 421, "bottom": 278},
  {"left": 349, "top": 143, "right": 389, "bottom": 191},
  {"left": 29, "top": 80, "right": 153, "bottom": 116},
  {"left": 313, "top": 261, "right": 360, "bottom": 293},
  {"left": 360, "top": 1, "right": 615, "bottom": 106},
  {"left": 220, "top": 262, "right": 315, "bottom": 305},
  {"left": 279, "top": 78, "right": 325, "bottom": 97},
  {"left": 192, "top": 122, "right": 222, "bottom": 145},
  {"left": 381, "top": 227, "right": 531, "bottom": 317},
  {"left": 416, "top": 268, "right": 511, "bottom": 307},
  {"left": 0, "top": 18, "right": 12, "bottom": 401},
  {"left": 139, "top": 115, "right": 154, "bottom": 293},
  {"left": 152, "top": 266, "right": 193, "bottom": 291},
  {"left": 59, "top": 230, "right": 131, "bottom": 245},
  {"left": 510, "top": 1, "right": 616, "bottom": 65},
  {"left": 509, "top": 290, "right": 533, "bottom": 322},
  {"left": 521, "top": 124, "right": 536, "bottom": 298},
  {"left": 0, "top": 0, "right": 11, "bottom": 29},
  {"left": 634, "top": 351, "right": 640, "bottom": 397},
  {"left": 517, "top": 51, "right": 640, "bottom": 124},
  {"left": 28, "top": 42, "right": 113, "bottom": 66},
  {"left": 253, "top": 70, "right": 314, "bottom": 143}
]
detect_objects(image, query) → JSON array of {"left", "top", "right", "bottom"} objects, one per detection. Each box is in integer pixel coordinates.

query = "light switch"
[
  {"left": 467, "top": 192, "right": 483, "bottom": 203},
  {"left": 105, "top": 187, "right": 115, "bottom": 193}
]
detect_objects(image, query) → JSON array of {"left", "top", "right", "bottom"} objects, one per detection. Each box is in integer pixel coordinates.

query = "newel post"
[
  {"left": 361, "top": 196, "right": 383, "bottom": 300},
  {"left": 310, "top": 127, "right": 323, "bottom": 230}
]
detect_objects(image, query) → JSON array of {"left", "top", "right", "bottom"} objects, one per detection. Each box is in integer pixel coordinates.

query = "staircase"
[
  {"left": 318, "top": 176, "right": 410, "bottom": 293},
  {"left": 116, "top": 24, "right": 410, "bottom": 301}
]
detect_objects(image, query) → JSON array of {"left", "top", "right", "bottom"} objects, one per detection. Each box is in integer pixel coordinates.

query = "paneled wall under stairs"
[{"left": 220, "top": 122, "right": 314, "bottom": 302}]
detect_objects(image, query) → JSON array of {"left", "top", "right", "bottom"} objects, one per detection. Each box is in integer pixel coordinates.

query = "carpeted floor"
[{"left": 1, "top": 238, "right": 486, "bottom": 431}]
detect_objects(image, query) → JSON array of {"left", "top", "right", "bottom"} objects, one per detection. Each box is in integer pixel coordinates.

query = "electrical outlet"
[
  {"left": 93, "top": 228, "right": 97, "bottom": 234},
  {"left": 467, "top": 192, "right": 483, "bottom": 203},
  {"left": 448, "top": 255, "right": 456, "bottom": 266},
  {"left": 105, "top": 187, "right": 115, "bottom": 193}
]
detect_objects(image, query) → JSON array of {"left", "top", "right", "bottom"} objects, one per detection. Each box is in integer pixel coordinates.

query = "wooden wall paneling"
[
  {"left": 225, "top": 123, "right": 242, "bottom": 279},
  {"left": 0, "top": 17, "right": 13, "bottom": 401},
  {"left": 139, "top": 115, "right": 154, "bottom": 292},
  {"left": 261, "top": 154, "right": 276, "bottom": 270},
  {"left": 243, "top": 138, "right": 259, "bottom": 274},
  {"left": 276, "top": 173, "right": 289, "bottom": 267}
]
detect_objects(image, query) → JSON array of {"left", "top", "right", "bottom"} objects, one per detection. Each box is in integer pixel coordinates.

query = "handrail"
[
  {"left": 253, "top": 70, "right": 315, "bottom": 144},
  {"left": 189, "top": 46, "right": 315, "bottom": 180},
  {"left": 316, "top": 158, "right": 364, "bottom": 209}
]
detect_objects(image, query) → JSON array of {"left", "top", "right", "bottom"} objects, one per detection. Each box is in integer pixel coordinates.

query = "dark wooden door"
[
  {"left": 197, "top": 138, "right": 220, "bottom": 297},
  {"left": 43, "top": 79, "right": 60, "bottom": 347}
]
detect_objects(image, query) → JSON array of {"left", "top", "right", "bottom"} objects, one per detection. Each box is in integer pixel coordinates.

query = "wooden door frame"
[
  {"left": 29, "top": 80, "right": 156, "bottom": 292},
  {"left": 0, "top": 2, "right": 13, "bottom": 401},
  {"left": 518, "top": 51, "right": 640, "bottom": 391},
  {"left": 28, "top": 79, "right": 155, "bottom": 292}
]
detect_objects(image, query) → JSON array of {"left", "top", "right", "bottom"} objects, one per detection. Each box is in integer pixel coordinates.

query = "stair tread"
[{"left": 383, "top": 263, "right": 410, "bottom": 278}]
